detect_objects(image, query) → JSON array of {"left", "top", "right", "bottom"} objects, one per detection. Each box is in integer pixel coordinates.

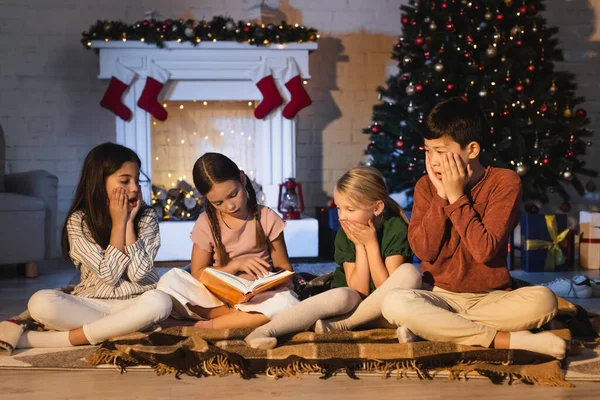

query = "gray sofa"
[{"left": 0, "top": 124, "right": 58, "bottom": 277}]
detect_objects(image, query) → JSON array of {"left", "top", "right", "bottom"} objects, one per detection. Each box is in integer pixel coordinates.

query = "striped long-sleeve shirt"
[{"left": 68, "top": 207, "right": 161, "bottom": 300}]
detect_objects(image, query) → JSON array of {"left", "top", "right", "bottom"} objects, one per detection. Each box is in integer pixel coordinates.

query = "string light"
[
  {"left": 248, "top": 101, "right": 253, "bottom": 106},
  {"left": 179, "top": 105, "right": 184, "bottom": 109},
  {"left": 203, "top": 101, "right": 208, "bottom": 106}
]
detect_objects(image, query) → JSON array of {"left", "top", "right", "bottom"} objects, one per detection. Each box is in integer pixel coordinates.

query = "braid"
[
  {"left": 244, "top": 173, "right": 268, "bottom": 250},
  {"left": 206, "top": 201, "right": 229, "bottom": 266}
]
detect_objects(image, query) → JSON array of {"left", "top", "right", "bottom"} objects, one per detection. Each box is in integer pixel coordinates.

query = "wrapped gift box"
[
  {"left": 520, "top": 214, "right": 574, "bottom": 272},
  {"left": 579, "top": 211, "right": 600, "bottom": 270}
]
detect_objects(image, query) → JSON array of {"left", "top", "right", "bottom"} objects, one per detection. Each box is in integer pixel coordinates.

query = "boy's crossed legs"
[{"left": 381, "top": 285, "right": 566, "bottom": 359}]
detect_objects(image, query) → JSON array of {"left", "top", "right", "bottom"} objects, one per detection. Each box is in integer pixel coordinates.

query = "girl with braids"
[
  {"left": 157, "top": 153, "right": 298, "bottom": 329},
  {"left": 245, "top": 166, "right": 422, "bottom": 349}
]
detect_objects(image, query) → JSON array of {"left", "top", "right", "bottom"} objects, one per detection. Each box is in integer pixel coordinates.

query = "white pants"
[
  {"left": 382, "top": 286, "right": 558, "bottom": 347},
  {"left": 27, "top": 289, "right": 173, "bottom": 345},
  {"left": 157, "top": 268, "right": 299, "bottom": 320}
]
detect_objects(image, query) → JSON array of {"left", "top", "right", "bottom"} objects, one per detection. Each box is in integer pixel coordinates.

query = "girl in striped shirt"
[{"left": 18, "top": 143, "right": 172, "bottom": 348}]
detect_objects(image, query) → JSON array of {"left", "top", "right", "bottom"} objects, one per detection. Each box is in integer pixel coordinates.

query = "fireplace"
[{"left": 91, "top": 41, "right": 318, "bottom": 260}]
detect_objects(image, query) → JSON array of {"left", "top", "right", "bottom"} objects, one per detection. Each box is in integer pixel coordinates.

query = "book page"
[
  {"left": 248, "top": 269, "right": 293, "bottom": 291},
  {"left": 204, "top": 268, "right": 253, "bottom": 293}
]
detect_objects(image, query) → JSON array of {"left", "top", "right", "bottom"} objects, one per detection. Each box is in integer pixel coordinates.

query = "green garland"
[{"left": 82, "top": 15, "right": 319, "bottom": 49}]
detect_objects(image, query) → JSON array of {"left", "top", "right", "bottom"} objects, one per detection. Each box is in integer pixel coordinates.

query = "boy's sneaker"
[
  {"left": 573, "top": 275, "right": 600, "bottom": 297},
  {"left": 541, "top": 276, "right": 592, "bottom": 299},
  {"left": 587, "top": 277, "right": 600, "bottom": 297}
]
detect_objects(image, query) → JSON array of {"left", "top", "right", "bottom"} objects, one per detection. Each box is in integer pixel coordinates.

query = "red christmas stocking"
[
  {"left": 282, "top": 58, "right": 312, "bottom": 119},
  {"left": 137, "top": 63, "right": 170, "bottom": 121},
  {"left": 100, "top": 61, "right": 136, "bottom": 121},
  {"left": 252, "top": 62, "right": 283, "bottom": 119}
]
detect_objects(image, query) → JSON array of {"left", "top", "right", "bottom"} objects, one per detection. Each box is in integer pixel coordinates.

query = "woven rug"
[{"left": 1, "top": 326, "right": 583, "bottom": 387}]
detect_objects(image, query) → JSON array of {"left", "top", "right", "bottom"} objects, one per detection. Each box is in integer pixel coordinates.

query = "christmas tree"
[{"left": 363, "top": 0, "right": 596, "bottom": 211}]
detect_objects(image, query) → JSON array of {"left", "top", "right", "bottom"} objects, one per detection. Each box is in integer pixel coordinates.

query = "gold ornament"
[
  {"left": 430, "top": 21, "right": 437, "bottom": 31},
  {"left": 406, "top": 84, "right": 416, "bottom": 95},
  {"left": 549, "top": 82, "right": 557, "bottom": 94},
  {"left": 510, "top": 26, "right": 519, "bottom": 36},
  {"left": 563, "top": 107, "right": 572, "bottom": 118},
  {"left": 485, "top": 12, "right": 493, "bottom": 20},
  {"left": 478, "top": 89, "right": 487, "bottom": 97},
  {"left": 504, "top": 0, "right": 513, "bottom": 6},
  {"left": 562, "top": 170, "right": 574, "bottom": 181}
]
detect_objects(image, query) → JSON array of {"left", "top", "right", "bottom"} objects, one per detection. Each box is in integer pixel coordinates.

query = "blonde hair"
[{"left": 335, "top": 166, "right": 409, "bottom": 224}]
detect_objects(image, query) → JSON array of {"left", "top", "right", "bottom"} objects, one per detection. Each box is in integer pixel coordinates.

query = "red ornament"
[
  {"left": 528, "top": 64, "right": 535, "bottom": 72},
  {"left": 464, "top": 51, "right": 472, "bottom": 58},
  {"left": 447, "top": 83, "right": 454, "bottom": 90},
  {"left": 401, "top": 15, "right": 410, "bottom": 25},
  {"left": 446, "top": 22, "right": 454, "bottom": 30},
  {"left": 540, "top": 104, "right": 548, "bottom": 113},
  {"left": 527, "top": 204, "right": 539, "bottom": 214},
  {"left": 142, "top": 20, "right": 149, "bottom": 26},
  {"left": 243, "top": 26, "right": 250, "bottom": 32},
  {"left": 371, "top": 125, "right": 380, "bottom": 134},
  {"left": 543, "top": 158, "right": 549, "bottom": 165},
  {"left": 415, "top": 36, "right": 424, "bottom": 45},
  {"left": 516, "top": 84, "right": 524, "bottom": 92},
  {"left": 519, "top": 6, "right": 527, "bottom": 14},
  {"left": 503, "top": 110, "right": 509, "bottom": 116},
  {"left": 396, "top": 43, "right": 401, "bottom": 48},
  {"left": 576, "top": 108, "right": 587, "bottom": 118},
  {"left": 441, "top": 2, "right": 448, "bottom": 9},
  {"left": 368, "top": 142, "right": 375, "bottom": 149},
  {"left": 479, "top": 65, "right": 485, "bottom": 72},
  {"left": 424, "top": 52, "right": 431, "bottom": 59},
  {"left": 396, "top": 140, "right": 404, "bottom": 148},
  {"left": 566, "top": 150, "right": 574, "bottom": 158},
  {"left": 505, "top": 76, "right": 512, "bottom": 83},
  {"left": 560, "top": 202, "right": 571, "bottom": 213},
  {"left": 415, "top": 84, "right": 424, "bottom": 92},
  {"left": 496, "top": 14, "right": 504, "bottom": 21},
  {"left": 516, "top": 40, "right": 523, "bottom": 46},
  {"left": 528, "top": 4, "right": 537, "bottom": 14},
  {"left": 402, "top": 75, "right": 409, "bottom": 81},
  {"left": 411, "top": 20, "right": 417, "bottom": 26}
]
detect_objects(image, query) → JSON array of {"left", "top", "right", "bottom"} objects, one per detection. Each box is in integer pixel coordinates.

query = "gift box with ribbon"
[
  {"left": 520, "top": 214, "right": 574, "bottom": 272},
  {"left": 579, "top": 211, "right": 600, "bottom": 270}
]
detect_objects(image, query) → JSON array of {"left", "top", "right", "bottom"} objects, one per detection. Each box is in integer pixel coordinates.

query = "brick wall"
[{"left": 1, "top": 0, "right": 599, "bottom": 255}]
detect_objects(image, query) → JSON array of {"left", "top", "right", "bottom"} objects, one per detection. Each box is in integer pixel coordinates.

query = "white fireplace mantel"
[
  {"left": 91, "top": 40, "right": 317, "bottom": 206},
  {"left": 91, "top": 41, "right": 319, "bottom": 259}
]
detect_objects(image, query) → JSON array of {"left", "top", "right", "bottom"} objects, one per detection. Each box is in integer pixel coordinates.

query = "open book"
[{"left": 199, "top": 267, "right": 294, "bottom": 305}]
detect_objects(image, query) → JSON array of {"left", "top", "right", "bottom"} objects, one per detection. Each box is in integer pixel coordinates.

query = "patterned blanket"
[{"left": 86, "top": 326, "right": 573, "bottom": 386}]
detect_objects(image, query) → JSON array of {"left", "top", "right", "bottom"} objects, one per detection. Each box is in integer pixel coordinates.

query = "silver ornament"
[
  {"left": 516, "top": 164, "right": 529, "bottom": 176},
  {"left": 407, "top": 102, "right": 415, "bottom": 113},
  {"left": 434, "top": 62, "right": 444, "bottom": 72},
  {"left": 226, "top": 21, "right": 236, "bottom": 31},
  {"left": 362, "top": 154, "right": 374, "bottom": 166},
  {"left": 184, "top": 196, "right": 197, "bottom": 210},
  {"left": 184, "top": 27, "right": 194, "bottom": 38},
  {"left": 403, "top": 55, "right": 413, "bottom": 65},
  {"left": 406, "top": 84, "right": 416, "bottom": 95}
]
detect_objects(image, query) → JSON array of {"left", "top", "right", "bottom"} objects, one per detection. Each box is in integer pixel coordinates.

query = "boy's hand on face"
[
  {"left": 426, "top": 152, "right": 446, "bottom": 200},
  {"left": 441, "top": 153, "right": 473, "bottom": 204}
]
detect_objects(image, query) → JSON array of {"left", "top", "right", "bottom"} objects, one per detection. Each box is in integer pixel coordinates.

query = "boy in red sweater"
[{"left": 382, "top": 98, "right": 566, "bottom": 359}]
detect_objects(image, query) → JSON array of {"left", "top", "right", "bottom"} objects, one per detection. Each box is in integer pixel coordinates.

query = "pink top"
[{"left": 190, "top": 206, "right": 286, "bottom": 266}]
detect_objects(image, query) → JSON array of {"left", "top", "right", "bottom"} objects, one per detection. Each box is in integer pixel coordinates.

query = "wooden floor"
[
  {"left": 1, "top": 370, "right": 599, "bottom": 399},
  {"left": 1, "top": 259, "right": 600, "bottom": 396}
]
